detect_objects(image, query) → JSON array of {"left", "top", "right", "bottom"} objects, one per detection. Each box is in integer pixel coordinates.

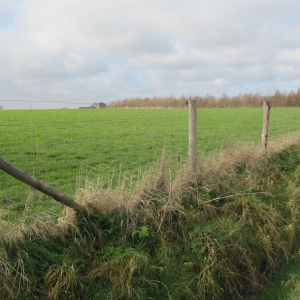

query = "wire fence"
[
  {"left": 0, "top": 116, "right": 188, "bottom": 203},
  {"left": 1, "top": 107, "right": 300, "bottom": 206}
]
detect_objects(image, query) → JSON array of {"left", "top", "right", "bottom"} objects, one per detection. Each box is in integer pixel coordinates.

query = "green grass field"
[{"left": 0, "top": 107, "right": 300, "bottom": 220}]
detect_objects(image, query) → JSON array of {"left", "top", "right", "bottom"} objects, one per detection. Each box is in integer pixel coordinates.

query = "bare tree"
[{"left": 0, "top": 105, "right": 3, "bottom": 110}]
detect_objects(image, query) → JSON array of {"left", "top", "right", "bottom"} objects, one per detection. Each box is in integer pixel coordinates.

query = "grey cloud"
[
  {"left": 276, "top": 49, "right": 300, "bottom": 65},
  {"left": 276, "top": 66, "right": 300, "bottom": 80},
  {"left": 1, "top": 0, "right": 300, "bottom": 109},
  {"left": 130, "top": 33, "right": 174, "bottom": 55},
  {"left": 133, "top": 45, "right": 199, "bottom": 70}
]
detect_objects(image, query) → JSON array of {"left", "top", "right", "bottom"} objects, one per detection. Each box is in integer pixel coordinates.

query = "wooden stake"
[
  {"left": 0, "top": 156, "right": 86, "bottom": 213},
  {"left": 262, "top": 101, "right": 271, "bottom": 151},
  {"left": 188, "top": 99, "right": 197, "bottom": 173}
]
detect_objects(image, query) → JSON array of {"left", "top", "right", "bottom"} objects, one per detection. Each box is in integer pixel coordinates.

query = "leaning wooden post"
[
  {"left": 0, "top": 156, "right": 86, "bottom": 213},
  {"left": 262, "top": 101, "right": 271, "bottom": 151},
  {"left": 188, "top": 99, "right": 197, "bottom": 173}
]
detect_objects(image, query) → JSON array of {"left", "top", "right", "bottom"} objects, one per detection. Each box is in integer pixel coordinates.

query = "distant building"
[
  {"left": 79, "top": 102, "right": 107, "bottom": 109},
  {"left": 97, "top": 102, "right": 107, "bottom": 108}
]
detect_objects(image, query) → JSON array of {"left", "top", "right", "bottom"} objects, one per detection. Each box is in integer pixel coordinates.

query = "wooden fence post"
[
  {"left": 262, "top": 101, "right": 271, "bottom": 151},
  {"left": 188, "top": 99, "right": 197, "bottom": 173},
  {"left": 0, "top": 156, "right": 86, "bottom": 213}
]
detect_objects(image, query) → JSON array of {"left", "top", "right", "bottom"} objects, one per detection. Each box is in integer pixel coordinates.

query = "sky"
[{"left": 0, "top": 0, "right": 300, "bottom": 109}]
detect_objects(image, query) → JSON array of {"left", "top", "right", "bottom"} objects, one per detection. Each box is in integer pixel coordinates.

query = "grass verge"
[{"left": 1, "top": 133, "right": 300, "bottom": 299}]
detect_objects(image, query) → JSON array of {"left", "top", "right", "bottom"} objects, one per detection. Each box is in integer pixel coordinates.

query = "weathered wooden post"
[
  {"left": 0, "top": 156, "right": 86, "bottom": 213},
  {"left": 188, "top": 99, "right": 197, "bottom": 173},
  {"left": 262, "top": 101, "right": 271, "bottom": 151}
]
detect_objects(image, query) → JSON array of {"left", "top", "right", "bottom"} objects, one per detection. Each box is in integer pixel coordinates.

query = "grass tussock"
[
  {"left": 284, "top": 273, "right": 300, "bottom": 300},
  {"left": 86, "top": 251, "right": 162, "bottom": 299},
  {"left": 1, "top": 132, "right": 300, "bottom": 299},
  {"left": 44, "top": 262, "right": 82, "bottom": 300}
]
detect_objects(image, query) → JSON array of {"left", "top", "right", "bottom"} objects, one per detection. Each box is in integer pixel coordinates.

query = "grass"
[
  {"left": 0, "top": 107, "right": 300, "bottom": 223},
  {"left": 254, "top": 251, "right": 300, "bottom": 300},
  {"left": 1, "top": 132, "right": 300, "bottom": 299}
]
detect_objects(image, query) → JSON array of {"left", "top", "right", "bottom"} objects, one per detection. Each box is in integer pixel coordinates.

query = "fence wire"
[
  {"left": 0, "top": 116, "right": 188, "bottom": 202},
  {"left": 0, "top": 108, "right": 299, "bottom": 207}
]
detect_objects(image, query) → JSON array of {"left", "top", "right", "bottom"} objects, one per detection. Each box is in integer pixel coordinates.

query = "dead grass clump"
[
  {"left": 186, "top": 218, "right": 262, "bottom": 299},
  {"left": 195, "top": 132, "right": 300, "bottom": 190},
  {"left": 44, "top": 262, "right": 82, "bottom": 300},
  {"left": 267, "top": 132, "right": 300, "bottom": 155},
  {"left": 286, "top": 184, "right": 300, "bottom": 224},
  {"left": 223, "top": 198, "right": 288, "bottom": 273},
  {"left": 138, "top": 153, "right": 172, "bottom": 208},
  {"left": 197, "top": 143, "right": 264, "bottom": 182},
  {"left": 0, "top": 220, "right": 24, "bottom": 247},
  {"left": 283, "top": 183, "right": 300, "bottom": 253},
  {"left": 0, "top": 251, "right": 31, "bottom": 300},
  {"left": 284, "top": 273, "right": 300, "bottom": 299},
  {"left": 0, "top": 256, "right": 15, "bottom": 299},
  {"left": 86, "top": 252, "right": 161, "bottom": 299},
  {"left": 75, "top": 178, "right": 139, "bottom": 215}
]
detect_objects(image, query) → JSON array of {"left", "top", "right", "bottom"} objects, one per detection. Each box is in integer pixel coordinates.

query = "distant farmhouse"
[{"left": 79, "top": 102, "right": 107, "bottom": 109}]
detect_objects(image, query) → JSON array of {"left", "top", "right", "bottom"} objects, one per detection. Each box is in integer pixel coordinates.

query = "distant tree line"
[{"left": 109, "top": 89, "right": 300, "bottom": 108}]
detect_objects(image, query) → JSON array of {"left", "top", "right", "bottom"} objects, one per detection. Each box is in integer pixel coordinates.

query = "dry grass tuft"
[
  {"left": 0, "top": 250, "right": 31, "bottom": 300},
  {"left": 267, "top": 131, "right": 300, "bottom": 155},
  {"left": 86, "top": 251, "right": 161, "bottom": 299},
  {"left": 223, "top": 198, "right": 288, "bottom": 273},
  {"left": 284, "top": 273, "right": 300, "bottom": 299},
  {"left": 286, "top": 184, "right": 300, "bottom": 224},
  {"left": 197, "top": 143, "right": 263, "bottom": 182},
  {"left": 196, "top": 131, "right": 300, "bottom": 184},
  {"left": 186, "top": 218, "right": 262, "bottom": 299},
  {"left": 75, "top": 176, "right": 140, "bottom": 215},
  {"left": 44, "top": 262, "right": 82, "bottom": 300}
]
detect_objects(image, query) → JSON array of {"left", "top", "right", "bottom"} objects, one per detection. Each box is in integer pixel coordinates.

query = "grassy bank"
[{"left": 1, "top": 133, "right": 300, "bottom": 299}]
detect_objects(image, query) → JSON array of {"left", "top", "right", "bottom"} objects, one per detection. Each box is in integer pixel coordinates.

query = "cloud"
[
  {"left": 0, "top": 0, "right": 300, "bottom": 109},
  {"left": 277, "top": 49, "right": 300, "bottom": 65}
]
